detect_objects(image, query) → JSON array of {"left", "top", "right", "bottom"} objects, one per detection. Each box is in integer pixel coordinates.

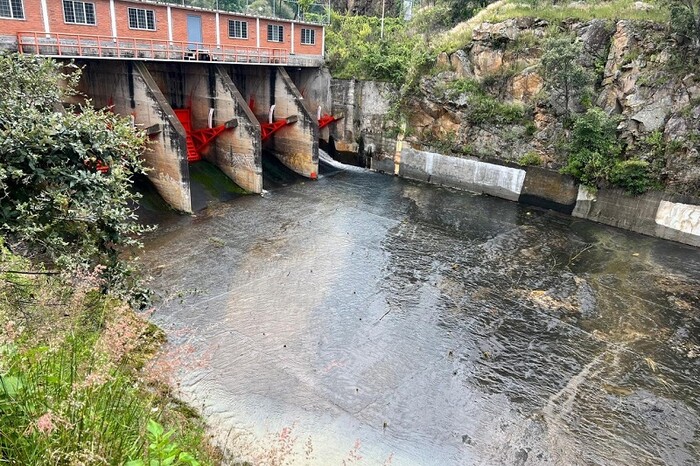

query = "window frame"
[
  {"left": 0, "top": 0, "right": 25, "bottom": 20},
  {"left": 63, "top": 0, "right": 97, "bottom": 26},
  {"left": 300, "top": 28, "right": 315, "bottom": 46},
  {"left": 228, "top": 19, "right": 248, "bottom": 40},
  {"left": 127, "top": 7, "right": 156, "bottom": 31},
  {"left": 267, "top": 24, "right": 284, "bottom": 43}
]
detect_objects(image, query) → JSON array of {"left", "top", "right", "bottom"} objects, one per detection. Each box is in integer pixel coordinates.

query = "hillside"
[{"left": 326, "top": 0, "right": 700, "bottom": 196}]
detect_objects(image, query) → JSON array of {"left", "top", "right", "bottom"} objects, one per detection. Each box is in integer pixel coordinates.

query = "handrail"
[{"left": 16, "top": 31, "right": 291, "bottom": 65}]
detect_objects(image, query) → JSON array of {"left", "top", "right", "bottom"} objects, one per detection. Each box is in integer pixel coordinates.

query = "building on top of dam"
[{"left": 0, "top": 0, "right": 326, "bottom": 66}]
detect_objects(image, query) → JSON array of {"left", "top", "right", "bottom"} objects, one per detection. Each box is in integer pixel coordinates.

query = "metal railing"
[{"left": 17, "top": 32, "right": 290, "bottom": 65}]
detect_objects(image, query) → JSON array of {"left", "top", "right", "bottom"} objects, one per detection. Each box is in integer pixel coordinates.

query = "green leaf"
[
  {"left": 178, "top": 452, "right": 200, "bottom": 466},
  {"left": 0, "top": 376, "right": 23, "bottom": 397},
  {"left": 147, "top": 419, "right": 164, "bottom": 438},
  {"left": 125, "top": 460, "right": 145, "bottom": 466}
]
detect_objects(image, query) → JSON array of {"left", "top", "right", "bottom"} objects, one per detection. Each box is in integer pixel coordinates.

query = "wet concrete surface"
[{"left": 141, "top": 162, "right": 700, "bottom": 465}]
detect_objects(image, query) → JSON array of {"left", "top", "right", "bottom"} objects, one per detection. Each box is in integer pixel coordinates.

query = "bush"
[
  {"left": 609, "top": 159, "right": 657, "bottom": 195},
  {"left": 562, "top": 108, "right": 660, "bottom": 194},
  {"left": 561, "top": 108, "right": 621, "bottom": 186},
  {"left": 0, "top": 54, "right": 148, "bottom": 291},
  {"left": 518, "top": 151, "right": 544, "bottom": 166},
  {"left": 447, "top": 78, "right": 526, "bottom": 124},
  {"left": 325, "top": 12, "right": 414, "bottom": 84}
]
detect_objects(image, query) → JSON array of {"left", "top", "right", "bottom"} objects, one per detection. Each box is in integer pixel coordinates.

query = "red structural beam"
[
  {"left": 261, "top": 116, "right": 298, "bottom": 142},
  {"left": 318, "top": 113, "right": 343, "bottom": 130},
  {"left": 17, "top": 32, "right": 289, "bottom": 65},
  {"left": 174, "top": 108, "right": 237, "bottom": 163}
]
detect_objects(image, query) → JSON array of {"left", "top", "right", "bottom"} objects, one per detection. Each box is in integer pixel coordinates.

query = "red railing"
[{"left": 17, "top": 32, "right": 289, "bottom": 65}]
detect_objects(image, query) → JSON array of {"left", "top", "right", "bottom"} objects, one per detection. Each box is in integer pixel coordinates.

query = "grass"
[
  {"left": 482, "top": 0, "right": 669, "bottom": 24},
  {"left": 0, "top": 245, "right": 221, "bottom": 465},
  {"left": 431, "top": 0, "right": 668, "bottom": 55}
]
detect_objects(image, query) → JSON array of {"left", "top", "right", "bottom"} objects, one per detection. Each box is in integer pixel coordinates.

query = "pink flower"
[{"left": 35, "top": 412, "right": 56, "bottom": 435}]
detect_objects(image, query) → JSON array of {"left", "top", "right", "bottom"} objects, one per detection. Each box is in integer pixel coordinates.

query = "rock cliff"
[{"left": 403, "top": 17, "right": 700, "bottom": 196}]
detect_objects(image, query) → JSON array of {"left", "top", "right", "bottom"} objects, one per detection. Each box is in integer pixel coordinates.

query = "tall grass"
[
  {"left": 483, "top": 0, "right": 669, "bottom": 24},
  {"left": 0, "top": 245, "right": 219, "bottom": 465}
]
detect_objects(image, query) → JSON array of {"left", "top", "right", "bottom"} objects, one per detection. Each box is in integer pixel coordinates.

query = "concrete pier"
[
  {"left": 229, "top": 66, "right": 318, "bottom": 178},
  {"left": 79, "top": 60, "right": 192, "bottom": 213}
]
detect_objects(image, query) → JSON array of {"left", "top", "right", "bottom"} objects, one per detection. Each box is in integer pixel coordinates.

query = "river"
[{"left": 140, "top": 158, "right": 700, "bottom": 465}]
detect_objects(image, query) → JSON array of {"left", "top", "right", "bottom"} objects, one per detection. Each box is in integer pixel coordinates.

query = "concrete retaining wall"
[
  {"left": 377, "top": 147, "right": 700, "bottom": 247},
  {"left": 330, "top": 79, "right": 398, "bottom": 157},
  {"left": 398, "top": 148, "right": 525, "bottom": 201},
  {"left": 574, "top": 187, "right": 700, "bottom": 247}
]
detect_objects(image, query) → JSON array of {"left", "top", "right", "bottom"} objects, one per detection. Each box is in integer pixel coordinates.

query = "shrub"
[
  {"left": 447, "top": 79, "right": 526, "bottom": 124},
  {"left": 609, "top": 159, "right": 657, "bottom": 194},
  {"left": 518, "top": 151, "right": 544, "bottom": 166},
  {"left": 562, "top": 108, "right": 661, "bottom": 194},
  {"left": 561, "top": 108, "right": 621, "bottom": 185},
  {"left": 0, "top": 54, "right": 148, "bottom": 291}
]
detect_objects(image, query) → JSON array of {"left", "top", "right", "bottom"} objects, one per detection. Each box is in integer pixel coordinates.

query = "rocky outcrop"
[{"left": 402, "top": 17, "right": 699, "bottom": 196}]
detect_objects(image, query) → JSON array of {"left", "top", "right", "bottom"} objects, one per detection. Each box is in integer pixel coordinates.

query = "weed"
[{"left": 518, "top": 151, "right": 544, "bottom": 166}]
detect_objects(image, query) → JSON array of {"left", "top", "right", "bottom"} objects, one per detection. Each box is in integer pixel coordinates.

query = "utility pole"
[{"left": 380, "top": 0, "right": 385, "bottom": 39}]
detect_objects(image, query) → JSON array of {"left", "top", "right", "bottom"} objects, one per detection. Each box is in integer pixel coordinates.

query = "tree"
[
  {"left": 668, "top": 0, "right": 700, "bottom": 47},
  {"left": 0, "top": 54, "right": 148, "bottom": 284},
  {"left": 541, "top": 36, "right": 592, "bottom": 118}
]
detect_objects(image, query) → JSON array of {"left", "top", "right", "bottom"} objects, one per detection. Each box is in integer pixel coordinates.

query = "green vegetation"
[
  {"left": 518, "top": 151, "right": 544, "bottom": 166},
  {"left": 0, "top": 55, "right": 148, "bottom": 297},
  {"left": 667, "top": 0, "right": 700, "bottom": 48},
  {"left": 0, "top": 245, "right": 219, "bottom": 465},
  {"left": 325, "top": 11, "right": 415, "bottom": 83},
  {"left": 446, "top": 79, "right": 527, "bottom": 124},
  {"left": 0, "top": 54, "right": 218, "bottom": 464},
  {"left": 541, "top": 36, "right": 593, "bottom": 117},
  {"left": 481, "top": 0, "right": 668, "bottom": 24},
  {"left": 562, "top": 108, "right": 622, "bottom": 185},
  {"left": 562, "top": 108, "right": 660, "bottom": 194}
]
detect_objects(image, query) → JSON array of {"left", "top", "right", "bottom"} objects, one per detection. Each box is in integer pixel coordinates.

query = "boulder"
[
  {"left": 509, "top": 68, "right": 544, "bottom": 101},
  {"left": 450, "top": 50, "right": 474, "bottom": 79}
]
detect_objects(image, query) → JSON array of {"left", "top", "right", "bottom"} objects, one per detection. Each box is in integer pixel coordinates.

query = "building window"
[
  {"left": 128, "top": 7, "right": 155, "bottom": 31},
  {"left": 300, "top": 28, "right": 315, "bottom": 45},
  {"left": 0, "top": 0, "right": 24, "bottom": 19},
  {"left": 267, "top": 24, "right": 283, "bottom": 43},
  {"left": 228, "top": 20, "right": 248, "bottom": 39},
  {"left": 63, "top": 1, "right": 96, "bottom": 25}
]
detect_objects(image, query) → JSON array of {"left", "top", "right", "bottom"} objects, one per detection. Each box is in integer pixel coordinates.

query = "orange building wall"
[
  {"left": 294, "top": 24, "right": 323, "bottom": 56},
  {"left": 259, "top": 18, "right": 291, "bottom": 52},
  {"left": 1, "top": 0, "right": 323, "bottom": 58},
  {"left": 115, "top": 2, "right": 168, "bottom": 40},
  {"left": 48, "top": 0, "right": 112, "bottom": 35},
  {"left": 0, "top": 0, "right": 46, "bottom": 36},
  {"left": 170, "top": 8, "right": 217, "bottom": 46},
  {"left": 219, "top": 14, "right": 257, "bottom": 49}
]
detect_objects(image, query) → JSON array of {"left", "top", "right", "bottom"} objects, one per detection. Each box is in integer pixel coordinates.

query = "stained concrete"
[
  {"left": 286, "top": 67, "right": 333, "bottom": 141},
  {"left": 141, "top": 63, "right": 263, "bottom": 193},
  {"left": 330, "top": 79, "right": 399, "bottom": 157},
  {"left": 574, "top": 187, "right": 700, "bottom": 247},
  {"left": 229, "top": 66, "right": 318, "bottom": 178},
  {"left": 78, "top": 60, "right": 192, "bottom": 213},
  {"left": 519, "top": 166, "right": 579, "bottom": 214},
  {"left": 399, "top": 148, "right": 526, "bottom": 201}
]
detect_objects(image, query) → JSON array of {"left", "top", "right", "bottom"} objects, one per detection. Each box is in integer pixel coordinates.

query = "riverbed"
[{"left": 141, "top": 161, "right": 700, "bottom": 465}]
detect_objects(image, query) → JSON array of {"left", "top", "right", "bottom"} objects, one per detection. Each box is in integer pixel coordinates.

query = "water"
[{"left": 140, "top": 162, "right": 700, "bottom": 465}]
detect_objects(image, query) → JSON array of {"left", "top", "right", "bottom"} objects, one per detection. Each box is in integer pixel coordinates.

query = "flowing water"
[{"left": 140, "top": 159, "right": 700, "bottom": 465}]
